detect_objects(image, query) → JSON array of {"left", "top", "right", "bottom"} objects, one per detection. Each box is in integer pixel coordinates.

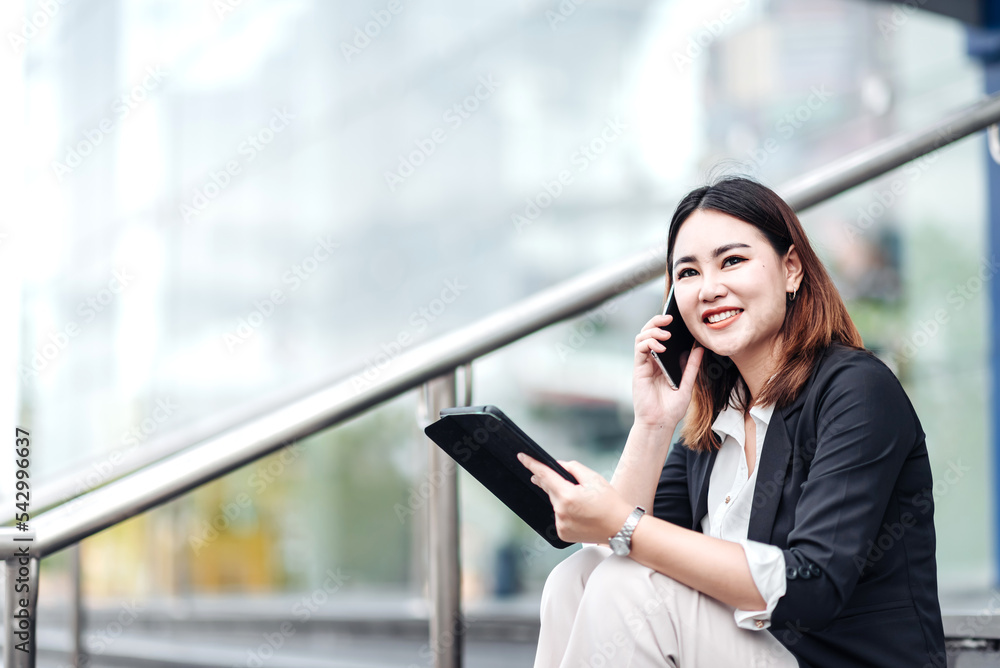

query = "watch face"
[{"left": 609, "top": 536, "right": 628, "bottom": 556}]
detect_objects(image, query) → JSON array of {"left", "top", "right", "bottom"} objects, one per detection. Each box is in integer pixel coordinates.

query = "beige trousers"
[{"left": 533, "top": 545, "right": 800, "bottom": 668}]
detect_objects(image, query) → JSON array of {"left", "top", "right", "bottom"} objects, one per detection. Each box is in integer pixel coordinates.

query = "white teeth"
[{"left": 707, "top": 309, "right": 741, "bottom": 324}]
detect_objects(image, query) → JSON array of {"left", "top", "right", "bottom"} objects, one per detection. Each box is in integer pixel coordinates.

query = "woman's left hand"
[{"left": 518, "top": 453, "right": 634, "bottom": 545}]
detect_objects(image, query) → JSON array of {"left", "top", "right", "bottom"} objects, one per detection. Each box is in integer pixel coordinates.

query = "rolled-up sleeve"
[
  {"left": 735, "top": 539, "right": 787, "bottom": 630},
  {"left": 652, "top": 439, "right": 694, "bottom": 529}
]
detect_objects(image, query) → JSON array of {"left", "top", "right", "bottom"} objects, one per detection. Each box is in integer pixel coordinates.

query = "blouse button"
[
  {"left": 755, "top": 620, "right": 765, "bottom": 629},
  {"left": 725, "top": 495, "right": 731, "bottom": 504}
]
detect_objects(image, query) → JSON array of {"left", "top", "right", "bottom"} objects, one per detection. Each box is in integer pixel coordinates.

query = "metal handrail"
[
  {"left": 27, "top": 91, "right": 1000, "bottom": 556},
  {"left": 779, "top": 93, "right": 1000, "bottom": 207},
  {"left": 5, "top": 89, "right": 1000, "bottom": 667},
  {"left": 13, "top": 89, "right": 1000, "bottom": 529},
  {"left": 22, "top": 92, "right": 1000, "bottom": 554},
  {"left": 0, "top": 370, "right": 363, "bottom": 521},
  {"left": 29, "top": 240, "right": 668, "bottom": 556}
]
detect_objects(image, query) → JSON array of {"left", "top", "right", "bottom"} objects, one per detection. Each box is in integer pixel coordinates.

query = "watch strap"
[{"left": 612, "top": 506, "right": 646, "bottom": 553}]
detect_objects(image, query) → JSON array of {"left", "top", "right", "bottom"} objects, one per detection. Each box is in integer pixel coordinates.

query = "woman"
[{"left": 519, "top": 177, "right": 945, "bottom": 667}]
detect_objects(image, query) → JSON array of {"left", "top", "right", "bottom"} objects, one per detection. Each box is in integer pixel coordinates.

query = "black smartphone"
[{"left": 649, "top": 285, "right": 697, "bottom": 389}]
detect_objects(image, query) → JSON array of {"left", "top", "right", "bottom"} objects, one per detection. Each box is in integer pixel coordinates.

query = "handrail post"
[
  {"left": 419, "top": 366, "right": 469, "bottom": 668},
  {"left": 69, "top": 543, "right": 84, "bottom": 668},
  {"left": 1, "top": 529, "right": 38, "bottom": 668}
]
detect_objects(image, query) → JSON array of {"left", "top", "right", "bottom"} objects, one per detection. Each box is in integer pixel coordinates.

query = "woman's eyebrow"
[{"left": 673, "top": 242, "right": 752, "bottom": 272}]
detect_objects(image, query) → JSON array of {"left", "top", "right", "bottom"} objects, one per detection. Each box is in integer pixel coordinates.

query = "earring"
[{"left": 787, "top": 287, "right": 798, "bottom": 302}]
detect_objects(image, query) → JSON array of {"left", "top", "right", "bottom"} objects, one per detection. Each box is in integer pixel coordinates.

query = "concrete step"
[
  {"left": 27, "top": 592, "right": 540, "bottom": 668},
  {"left": 11, "top": 590, "right": 1000, "bottom": 667}
]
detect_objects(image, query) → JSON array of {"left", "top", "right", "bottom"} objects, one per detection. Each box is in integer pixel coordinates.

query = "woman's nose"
[{"left": 698, "top": 271, "right": 727, "bottom": 302}]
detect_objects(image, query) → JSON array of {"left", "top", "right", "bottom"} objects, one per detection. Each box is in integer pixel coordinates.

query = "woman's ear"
[{"left": 784, "top": 244, "right": 804, "bottom": 291}]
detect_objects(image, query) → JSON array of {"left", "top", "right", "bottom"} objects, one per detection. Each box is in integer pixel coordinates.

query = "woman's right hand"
[{"left": 632, "top": 314, "right": 705, "bottom": 430}]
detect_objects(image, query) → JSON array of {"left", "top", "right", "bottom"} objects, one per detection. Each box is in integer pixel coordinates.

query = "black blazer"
[{"left": 653, "top": 342, "right": 946, "bottom": 668}]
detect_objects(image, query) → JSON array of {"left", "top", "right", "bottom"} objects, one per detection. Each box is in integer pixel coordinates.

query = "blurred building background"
[{"left": 0, "top": 0, "right": 993, "bottom": 661}]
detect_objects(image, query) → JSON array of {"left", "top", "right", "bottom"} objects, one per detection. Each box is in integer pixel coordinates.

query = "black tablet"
[{"left": 424, "top": 405, "right": 578, "bottom": 549}]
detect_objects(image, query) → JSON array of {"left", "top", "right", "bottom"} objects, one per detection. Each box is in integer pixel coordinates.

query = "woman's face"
[{"left": 670, "top": 209, "right": 799, "bottom": 365}]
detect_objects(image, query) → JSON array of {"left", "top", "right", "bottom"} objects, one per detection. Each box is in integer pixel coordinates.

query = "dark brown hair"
[{"left": 666, "top": 176, "right": 864, "bottom": 452}]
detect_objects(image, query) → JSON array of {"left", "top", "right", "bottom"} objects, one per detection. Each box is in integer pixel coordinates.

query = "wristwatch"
[{"left": 609, "top": 506, "right": 646, "bottom": 556}]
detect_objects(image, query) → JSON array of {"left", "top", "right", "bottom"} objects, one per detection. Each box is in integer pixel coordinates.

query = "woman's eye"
[
  {"left": 677, "top": 268, "right": 696, "bottom": 279},
  {"left": 722, "top": 256, "right": 746, "bottom": 268}
]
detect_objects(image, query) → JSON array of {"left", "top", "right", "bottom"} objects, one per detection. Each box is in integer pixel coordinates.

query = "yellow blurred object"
[{"left": 187, "top": 530, "right": 275, "bottom": 592}]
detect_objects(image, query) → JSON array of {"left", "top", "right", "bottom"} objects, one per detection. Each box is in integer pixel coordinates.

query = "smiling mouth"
[{"left": 704, "top": 309, "right": 743, "bottom": 327}]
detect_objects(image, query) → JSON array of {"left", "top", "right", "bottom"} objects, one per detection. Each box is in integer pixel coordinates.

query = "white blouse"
[{"left": 700, "top": 398, "right": 787, "bottom": 631}]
